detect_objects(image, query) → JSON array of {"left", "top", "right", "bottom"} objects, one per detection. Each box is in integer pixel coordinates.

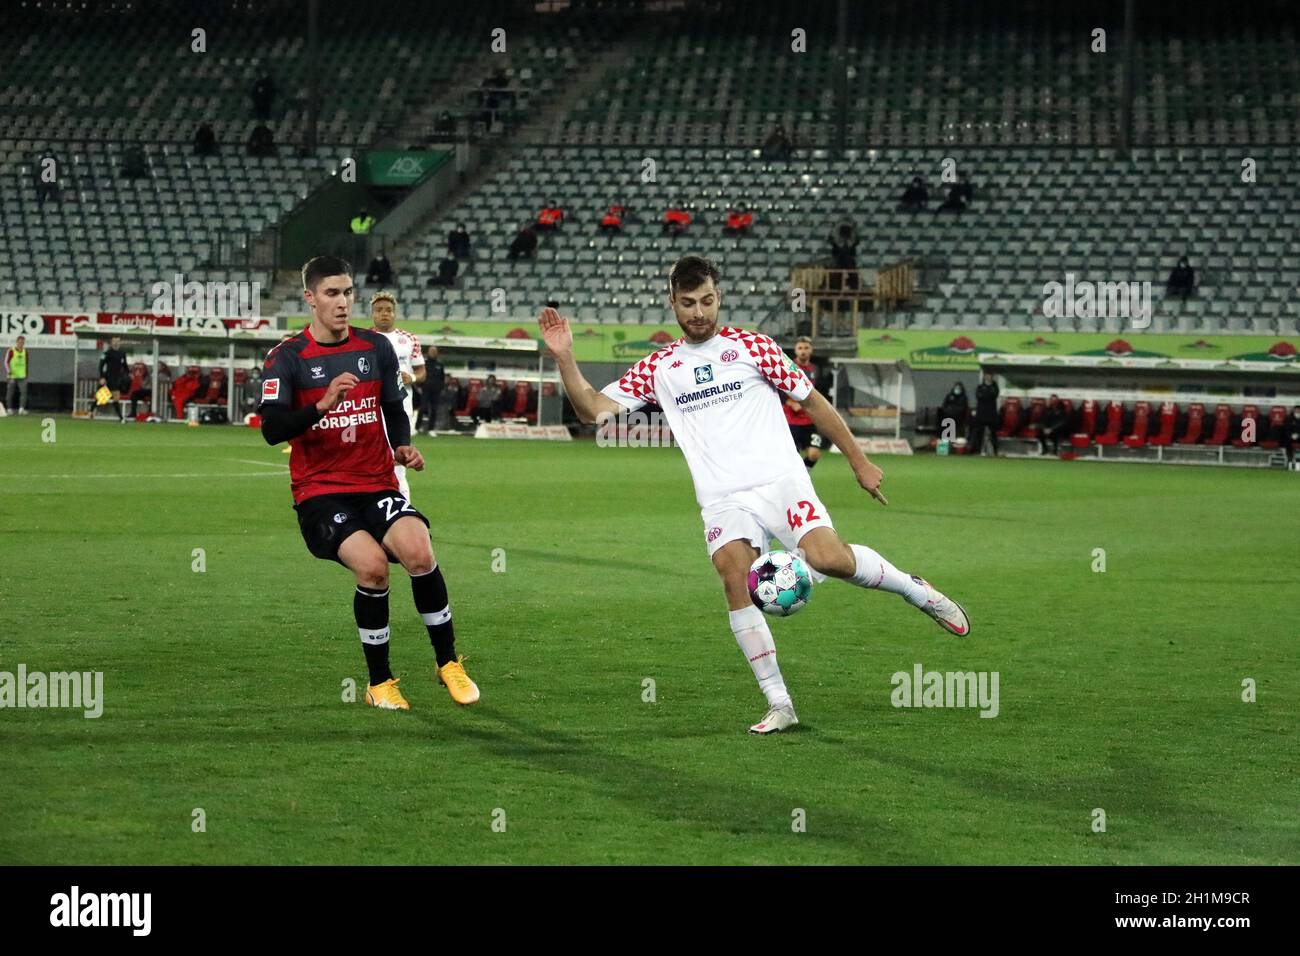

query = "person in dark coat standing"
[
  {"left": 969, "top": 371, "right": 1000, "bottom": 456},
  {"left": 417, "top": 346, "right": 446, "bottom": 435}
]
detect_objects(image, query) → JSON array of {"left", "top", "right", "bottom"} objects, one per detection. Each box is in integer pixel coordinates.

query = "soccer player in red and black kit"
[
  {"left": 784, "top": 336, "right": 829, "bottom": 470},
  {"left": 259, "top": 256, "right": 479, "bottom": 710}
]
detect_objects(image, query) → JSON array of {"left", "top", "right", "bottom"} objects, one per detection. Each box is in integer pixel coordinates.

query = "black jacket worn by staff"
[
  {"left": 100, "top": 347, "right": 129, "bottom": 387},
  {"left": 975, "top": 381, "right": 1000, "bottom": 423}
]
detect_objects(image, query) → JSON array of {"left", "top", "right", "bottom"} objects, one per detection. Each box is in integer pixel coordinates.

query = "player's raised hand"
[
  {"left": 394, "top": 445, "right": 424, "bottom": 471},
  {"left": 538, "top": 307, "right": 573, "bottom": 355},
  {"left": 317, "top": 372, "right": 359, "bottom": 412},
  {"left": 855, "top": 460, "right": 889, "bottom": 506}
]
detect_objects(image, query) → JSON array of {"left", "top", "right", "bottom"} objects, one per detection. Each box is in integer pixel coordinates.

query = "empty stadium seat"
[
  {"left": 1094, "top": 402, "right": 1125, "bottom": 446},
  {"left": 1148, "top": 401, "right": 1178, "bottom": 447}
]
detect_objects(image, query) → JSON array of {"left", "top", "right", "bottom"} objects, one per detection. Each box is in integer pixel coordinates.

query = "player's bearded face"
[
  {"left": 670, "top": 280, "right": 720, "bottom": 343},
  {"left": 795, "top": 342, "right": 811, "bottom": 362}
]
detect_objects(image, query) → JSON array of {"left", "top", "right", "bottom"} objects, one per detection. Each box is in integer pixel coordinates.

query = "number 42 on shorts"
[{"left": 786, "top": 500, "right": 819, "bottom": 531}]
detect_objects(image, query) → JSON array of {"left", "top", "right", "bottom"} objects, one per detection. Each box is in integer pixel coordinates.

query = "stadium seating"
[
  {"left": 1204, "top": 404, "right": 1232, "bottom": 446},
  {"left": 1175, "top": 402, "right": 1204, "bottom": 445},
  {"left": 397, "top": 144, "right": 1298, "bottom": 336},
  {"left": 1148, "top": 401, "right": 1178, "bottom": 447},
  {"left": 1093, "top": 402, "right": 1125, "bottom": 446},
  {"left": 1123, "top": 401, "right": 1152, "bottom": 448},
  {"left": 992, "top": 396, "right": 1294, "bottom": 461},
  {"left": 559, "top": 3, "right": 1300, "bottom": 148}
]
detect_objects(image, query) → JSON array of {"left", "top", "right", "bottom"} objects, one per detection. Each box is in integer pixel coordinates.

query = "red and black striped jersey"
[{"left": 259, "top": 326, "right": 402, "bottom": 504}]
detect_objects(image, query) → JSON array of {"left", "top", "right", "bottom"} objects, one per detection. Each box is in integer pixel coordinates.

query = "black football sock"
[
  {"left": 411, "top": 564, "right": 456, "bottom": 667},
  {"left": 354, "top": 585, "right": 392, "bottom": 685}
]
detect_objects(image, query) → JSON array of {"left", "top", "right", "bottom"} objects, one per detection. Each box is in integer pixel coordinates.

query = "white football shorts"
[{"left": 700, "top": 469, "right": 834, "bottom": 559}]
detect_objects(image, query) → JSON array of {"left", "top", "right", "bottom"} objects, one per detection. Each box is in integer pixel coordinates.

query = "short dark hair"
[
  {"left": 795, "top": 336, "right": 812, "bottom": 346},
  {"left": 669, "top": 255, "right": 720, "bottom": 295},
  {"left": 301, "top": 256, "right": 352, "bottom": 291}
]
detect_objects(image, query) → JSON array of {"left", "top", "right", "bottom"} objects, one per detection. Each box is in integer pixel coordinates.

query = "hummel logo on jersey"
[
  {"left": 694, "top": 365, "right": 714, "bottom": 384},
  {"left": 358, "top": 356, "right": 370, "bottom": 374},
  {"left": 310, "top": 365, "right": 325, "bottom": 379}
]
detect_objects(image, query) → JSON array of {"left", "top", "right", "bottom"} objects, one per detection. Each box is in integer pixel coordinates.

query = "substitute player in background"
[
  {"left": 260, "top": 256, "right": 479, "bottom": 710},
  {"left": 539, "top": 255, "right": 968, "bottom": 735},
  {"left": 369, "top": 290, "right": 425, "bottom": 500},
  {"left": 784, "top": 336, "right": 830, "bottom": 470}
]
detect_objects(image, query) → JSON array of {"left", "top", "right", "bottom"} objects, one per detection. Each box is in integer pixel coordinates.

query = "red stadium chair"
[
  {"left": 1175, "top": 403, "right": 1205, "bottom": 444},
  {"left": 508, "top": 381, "right": 534, "bottom": 422},
  {"left": 1203, "top": 404, "right": 1232, "bottom": 446},
  {"left": 1148, "top": 401, "right": 1178, "bottom": 446},
  {"left": 1070, "top": 398, "right": 1097, "bottom": 448},
  {"left": 196, "top": 368, "right": 227, "bottom": 404},
  {"left": 457, "top": 379, "right": 483, "bottom": 420},
  {"left": 1016, "top": 397, "right": 1046, "bottom": 438},
  {"left": 1094, "top": 401, "right": 1124, "bottom": 446},
  {"left": 233, "top": 369, "right": 248, "bottom": 386},
  {"left": 1122, "top": 401, "right": 1151, "bottom": 447},
  {"left": 995, "top": 397, "right": 1022, "bottom": 438},
  {"left": 1231, "top": 404, "right": 1260, "bottom": 447},
  {"left": 1259, "top": 405, "right": 1287, "bottom": 449}
]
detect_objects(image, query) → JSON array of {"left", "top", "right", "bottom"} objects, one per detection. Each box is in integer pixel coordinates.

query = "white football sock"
[
  {"left": 394, "top": 464, "right": 411, "bottom": 501},
  {"left": 848, "top": 543, "right": 928, "bottom": 607},
  {"left": 729, "top": 605, "right": 791, "bottom": 709}
]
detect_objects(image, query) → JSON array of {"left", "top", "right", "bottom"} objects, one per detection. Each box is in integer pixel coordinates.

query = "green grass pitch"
[{"left": 0, "top": 416, "right": 1295, "bottom": 865}]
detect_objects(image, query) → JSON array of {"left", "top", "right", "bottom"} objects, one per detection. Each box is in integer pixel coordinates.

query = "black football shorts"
[
  {"left": 294, "top": 490, "right": 430, "bottom": 564},
  {"left": 789, "top": 424, "right": 823, "bottom": 452}
]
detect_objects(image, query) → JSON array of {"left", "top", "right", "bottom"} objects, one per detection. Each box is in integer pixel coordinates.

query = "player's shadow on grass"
[
  {"left": 420, "top": 708, "right": 929, "bottom": 863},
  {"left": 818, "top": 721, "right": 1245, "bottom": 857}
]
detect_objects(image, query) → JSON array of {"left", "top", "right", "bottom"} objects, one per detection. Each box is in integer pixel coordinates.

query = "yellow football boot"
[
  {"left": 436, "top": 657, "right": 480, "bottom": 705},
  {"left": 365, "top": 677, "right": 410, "bottom": 710}
]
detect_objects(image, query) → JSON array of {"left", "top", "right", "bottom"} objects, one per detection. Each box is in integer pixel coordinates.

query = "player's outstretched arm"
[
  {"left": 538, "top": 307, "right": 622, "bottom": 423},
  {"left": 801, "top": 389, "right": 888, "bottom": 505}
]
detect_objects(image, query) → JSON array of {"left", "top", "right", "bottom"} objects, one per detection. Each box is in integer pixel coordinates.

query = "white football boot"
[
  {"left": 910, "top": 574, "right": 971, "bottom": 637},
  {"left": 749, "top": 702, "right": 799, "bottom": 735}
]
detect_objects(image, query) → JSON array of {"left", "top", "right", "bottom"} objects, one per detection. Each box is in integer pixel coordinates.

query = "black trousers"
[
  {"left": 416, "top": 391, "right": 440, "bottom": 431},
  {"left": 969, "top": 418, "right": 999, "bottom": 455}
]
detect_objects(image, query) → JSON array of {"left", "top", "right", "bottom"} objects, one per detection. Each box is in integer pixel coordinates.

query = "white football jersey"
[
  {"left": 600, "top": 327, "right": 814, "bottom": 506},
  {"left": 375, "top": 327, "right": 423, "bottom": 382}
]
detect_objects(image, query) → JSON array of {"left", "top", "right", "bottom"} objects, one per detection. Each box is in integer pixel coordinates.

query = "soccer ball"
[{"left": 748, "top": 550, "right": 813, "bottom": 617}]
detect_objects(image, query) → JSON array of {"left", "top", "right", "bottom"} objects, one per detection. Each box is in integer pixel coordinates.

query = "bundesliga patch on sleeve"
[{"left": 262, "top": 378, "right": 280, "bottom": 400}]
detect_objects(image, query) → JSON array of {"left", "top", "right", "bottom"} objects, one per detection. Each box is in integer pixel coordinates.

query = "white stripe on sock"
[
  {"left": 358, "top": 627, "right": 390, "bottom": 645},
  {"left": 421, "top": 606, "right": 451, "bottom": 626},
  {"left": 355, "top": 587, "right": 390, "bottom": 598}
]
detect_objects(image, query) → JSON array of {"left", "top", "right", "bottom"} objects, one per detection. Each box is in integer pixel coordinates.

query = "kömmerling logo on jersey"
[
  {"left": 150, "top": 273, "right": 261, "bottom": 320},
  {"left": 0, "top": 665, "right": 103, "bottom": 718},
  {"left": 50, "top": 886, "right": 151, "bottom": 936}
]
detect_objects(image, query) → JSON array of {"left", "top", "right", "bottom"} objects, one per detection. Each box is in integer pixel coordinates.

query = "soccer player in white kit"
[
  {"left": 369, "top": 291, "right": 425, "bottom": 500},
  {"left": 539, "top": 255, "right": 970, "bottom": 735}
]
